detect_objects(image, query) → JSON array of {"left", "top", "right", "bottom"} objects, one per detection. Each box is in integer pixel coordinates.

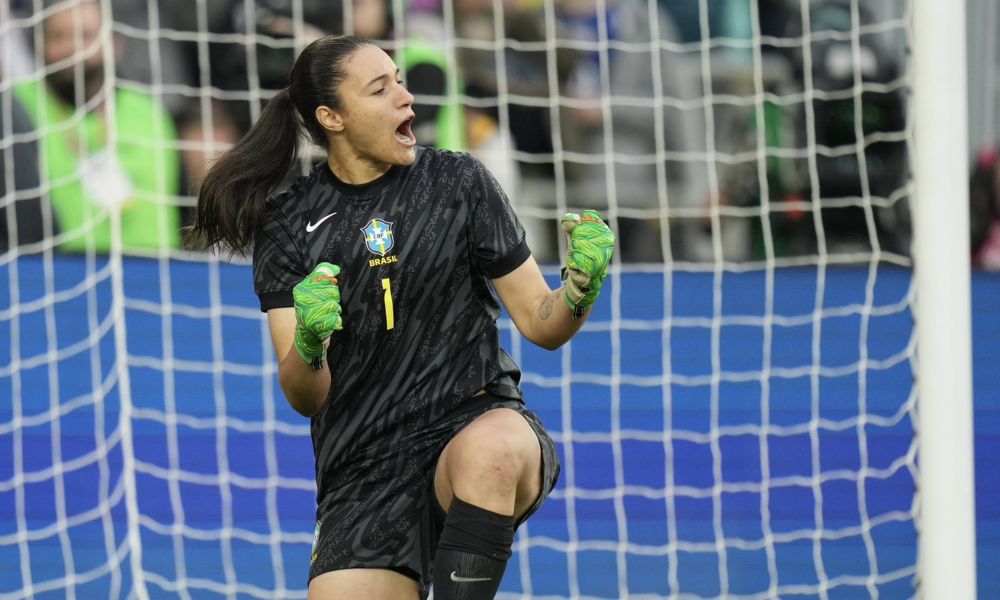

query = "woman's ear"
[{"left": 315, "top": 105, "right": 344, "bottom": 133}]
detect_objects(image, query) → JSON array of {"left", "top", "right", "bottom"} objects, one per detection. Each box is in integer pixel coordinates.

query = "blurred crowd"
[{"left": 0, "top": 0, "right": 940, "bottom": 265}]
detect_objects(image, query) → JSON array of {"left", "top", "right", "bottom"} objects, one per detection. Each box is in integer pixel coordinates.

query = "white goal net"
[{"left": 0, "top": 0, "right": 927, "bottom": 598}]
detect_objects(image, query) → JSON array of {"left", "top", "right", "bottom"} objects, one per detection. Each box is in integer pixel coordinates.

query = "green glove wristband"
[{"left": 561, "top": 267, "right": 597, "bottom": 317}]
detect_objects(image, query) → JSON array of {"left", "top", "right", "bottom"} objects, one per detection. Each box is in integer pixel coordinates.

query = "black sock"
[{"left": 432, "top": 495, "right": 516, "bottom": 600}]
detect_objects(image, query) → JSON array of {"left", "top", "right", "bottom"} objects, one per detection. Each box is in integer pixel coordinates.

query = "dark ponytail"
[
  {"left": 187, "top": 88, "right": 299, "bottom": 254},
  {"left": 188, "top": 35, "right": 373, "bottom": 255}
]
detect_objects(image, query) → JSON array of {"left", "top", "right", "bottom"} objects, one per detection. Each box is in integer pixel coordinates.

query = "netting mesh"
[{"left": 0, "top": 0, "right": 918, "bottom": 597}]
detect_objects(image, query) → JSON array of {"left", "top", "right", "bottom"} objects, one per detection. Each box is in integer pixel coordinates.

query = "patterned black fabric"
[
  {"left": 307, "top": 396, "right": 559, "bottom": 598},
  {"left": 252, "top": 148, "right": 548, "bottom": 589}
]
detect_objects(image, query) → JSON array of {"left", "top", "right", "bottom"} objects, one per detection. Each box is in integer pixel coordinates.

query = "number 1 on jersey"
[{"left": 381, "top": 278, "right": 395, "bottom": 330}]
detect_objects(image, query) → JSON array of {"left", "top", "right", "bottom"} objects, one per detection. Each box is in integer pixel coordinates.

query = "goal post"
[{"left": 911, "top": 0, "right": 977, "bottom": 596}]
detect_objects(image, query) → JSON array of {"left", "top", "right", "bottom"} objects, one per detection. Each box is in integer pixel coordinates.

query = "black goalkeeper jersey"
[{"left": 252, "top": 147, "right": 530, "bottom": 502}]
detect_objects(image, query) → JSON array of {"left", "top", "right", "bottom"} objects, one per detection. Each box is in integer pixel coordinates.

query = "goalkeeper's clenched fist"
[
  {"left": 561, "top": 210, "right": 615, "bottom": 318},
  {"left": 293, "top": 262, "right": 343, "bottom": 369}
]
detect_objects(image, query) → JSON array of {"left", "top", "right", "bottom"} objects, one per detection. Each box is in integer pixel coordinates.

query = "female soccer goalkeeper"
[{"left": 191, "top": 35, "right": 614, "bottom": 600}]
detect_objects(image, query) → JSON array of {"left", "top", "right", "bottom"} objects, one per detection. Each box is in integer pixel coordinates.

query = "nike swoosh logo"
[
  {"left": 306, "top": 212, "right": 337, "bottom": 233},
  {"left": 450, "top": 571, "right": 492, "bottom": 583}
]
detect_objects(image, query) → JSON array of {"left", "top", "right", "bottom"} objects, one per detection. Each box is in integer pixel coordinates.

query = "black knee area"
[
  {"left": 432, "top": 496, "right": 516, "bottom": 599},
  {"left": 437, "top": 496, "right": 515, "bottom": 560}
]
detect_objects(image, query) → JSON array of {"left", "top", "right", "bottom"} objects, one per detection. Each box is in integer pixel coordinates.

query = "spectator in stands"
[
  {"left": 659, "top": 0, "right": 754, "bottom": 46},
  {"left": 774, "top": 0, "right": 909, "bottom": 258},
  {"left": 14, "top": 0, "right": 181, "bottom": 252},
  {"left": 556, "top": 0, "right": 708, "bottom": 262},
  {"left": 454, "top": 0, "right": 576, "bottom": 166},
  {"left": 2, "top": 0, "right": 35, "bottom": 79},
  {"left": 1, "top": 0, "right": 55, "bottom": 252},
  {"left": 159, "top": 0, "right": 333, "bottom": 97},
  {"left": 970, "top": 146, "right": 1000, "bottom": 270},
  {"left": 0, "top": 27, "right": 56, "bottom": 252},
  {"left": 189, "top": 0, "right": 465, "bottom": 151},
  {"left": 452, "top": 0, "right": 580, "bottom": 262},
  {"left": 175, "top": 99, "right": 245, "bottom": 230}
]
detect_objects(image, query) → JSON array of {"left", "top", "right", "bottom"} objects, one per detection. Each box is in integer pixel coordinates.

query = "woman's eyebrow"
[{"left": 364, "top": 69, "right": 401, "bottom": 88}]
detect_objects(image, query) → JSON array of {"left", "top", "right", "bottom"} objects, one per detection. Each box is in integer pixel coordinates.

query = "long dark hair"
[{"left": 187, "top": 35, "right": 372, "bottom": 254}]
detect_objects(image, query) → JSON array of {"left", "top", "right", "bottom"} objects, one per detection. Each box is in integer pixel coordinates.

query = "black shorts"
[{"left": 307, "top": 393, "right": 560, "bottom": 598}]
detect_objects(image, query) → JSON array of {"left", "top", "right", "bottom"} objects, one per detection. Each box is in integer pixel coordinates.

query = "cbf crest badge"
[{"left": 361, "top": 218, "right": 394, "bottom": 257}]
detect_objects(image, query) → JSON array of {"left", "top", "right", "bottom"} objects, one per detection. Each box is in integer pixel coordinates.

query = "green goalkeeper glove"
[
  {"left": 293, "top": 262, "right": 343, "bottom": 369},
  {"left": 561, "top": 210, "right": 615, "bottom": 318}
]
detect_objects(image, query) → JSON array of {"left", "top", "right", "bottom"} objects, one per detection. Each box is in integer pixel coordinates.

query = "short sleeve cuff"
[
  {"left": 482, "top": 237, "right": 530, "bottom": 279},
  {"left": 259, "top": 289, "right": 294, "bottom": 312}
]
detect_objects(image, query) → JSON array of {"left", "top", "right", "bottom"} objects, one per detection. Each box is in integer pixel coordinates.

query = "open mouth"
[{"left": 395, "top": 116, "right": 415, "bottom": 146}]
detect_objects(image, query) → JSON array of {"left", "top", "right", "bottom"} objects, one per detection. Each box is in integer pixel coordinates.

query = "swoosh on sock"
[{"left": 450, "top": 571, "right": 492, "bottom": 583}]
